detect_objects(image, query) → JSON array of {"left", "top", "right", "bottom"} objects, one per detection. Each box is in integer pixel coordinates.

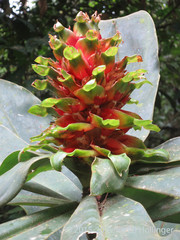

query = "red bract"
[{"left": 29, "top": 11, "right": 167, "bottom": 176}]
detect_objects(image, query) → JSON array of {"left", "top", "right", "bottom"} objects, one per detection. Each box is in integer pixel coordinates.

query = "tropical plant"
[
  {"left": 0, "top": 10, "right": 180, "bottom": 240},
  {"left": 1, "top": 0, "right": 180, "bottom": 147}
]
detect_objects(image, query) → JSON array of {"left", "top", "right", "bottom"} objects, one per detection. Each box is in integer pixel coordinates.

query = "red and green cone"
[{"left": 27, "top": 11, "right": 169, "bottom": 191}]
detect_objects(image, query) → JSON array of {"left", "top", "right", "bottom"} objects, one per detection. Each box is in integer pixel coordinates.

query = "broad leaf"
[
  {"left": 0, "top": 204, "right": 76, "bottom": 240},
  {"left": 90, "top": 157, "right": 128, "bottom": 195},
  {"left": 0, "top": 79, "right": 51, "bottom": 143},
  {"left": 11, "top": 166, "right": 83, "bottom": 215},
  {"left": 126, "top": 166, "right": 180, "bottom": 197},
  {"left": 0, "top": 126, "right": 27, "bottom": 164},
  {"left": 61, "top": 196, "right": 103, "bottom": 240},
  {"left": 2, "top": 195, "right": 180, "bottom": 240},
  {"left": 0, "top": 150, "right": 38, "bottom": 176},
  {"left": 101, "top": 195, "right": 160, "bottom": 240},
  {"left": 9, "top": 192, "right": 71, "bottom": 207},
  {"left": 99, "top": 11, "right": 160, "bottom": 141},
  {"left": 0, "top": 155, "right": 50, "bottom": 207},
  {"left": 148, "top": 197, "right": 180, "bottom": 223},
  {"left": 61, "top": 195, "right": 178, "bottom": 240},
  {"left": 25, "top": 169, "right": 83, "bottom": 202},
  {"left": 120, "top": 186, "right": 166, "bottom": 209}
]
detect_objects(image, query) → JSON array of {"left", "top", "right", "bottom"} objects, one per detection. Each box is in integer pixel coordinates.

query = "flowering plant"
[
  {"left": 25, "top": 11, "right": 168, "bottom": 194},
  {"left": 0, "top": 11, "right": 179, "bottom": 240}
]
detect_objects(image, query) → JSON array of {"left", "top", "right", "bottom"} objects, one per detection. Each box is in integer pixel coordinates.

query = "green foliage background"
[{"left": 0, "top": 0, "right": 180, "bottom": 146}]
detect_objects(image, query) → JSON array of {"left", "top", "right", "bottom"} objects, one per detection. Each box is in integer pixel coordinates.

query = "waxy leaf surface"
[
  {"left": 0, "top": 205, "right": 74, "bottom": 240},
  {"left": 0, "top": 79, "right": 51, "bottom": 143},
  {"left": 99, "top": 11, "right": 160, "bottom": 140},
  {"left": 126, "top": 167, "right": 180, "bottom": 197},
  {"left": 61, "top": 195, "right": 178, "bottom": 240}
]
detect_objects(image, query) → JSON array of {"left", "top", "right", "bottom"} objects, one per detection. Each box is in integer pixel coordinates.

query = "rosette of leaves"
[{"left": 0, "top": 11, "right": 180, "bottom": 240}]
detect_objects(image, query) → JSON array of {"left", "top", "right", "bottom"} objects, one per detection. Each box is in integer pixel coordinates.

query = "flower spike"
[{"left": 29, "top": 11, "right": 169, "bottom": 192}]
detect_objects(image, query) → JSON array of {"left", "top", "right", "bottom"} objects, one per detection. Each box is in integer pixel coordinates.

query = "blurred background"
[{"left": 0, "top": 0, "right": 180, "bottom": 147}]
